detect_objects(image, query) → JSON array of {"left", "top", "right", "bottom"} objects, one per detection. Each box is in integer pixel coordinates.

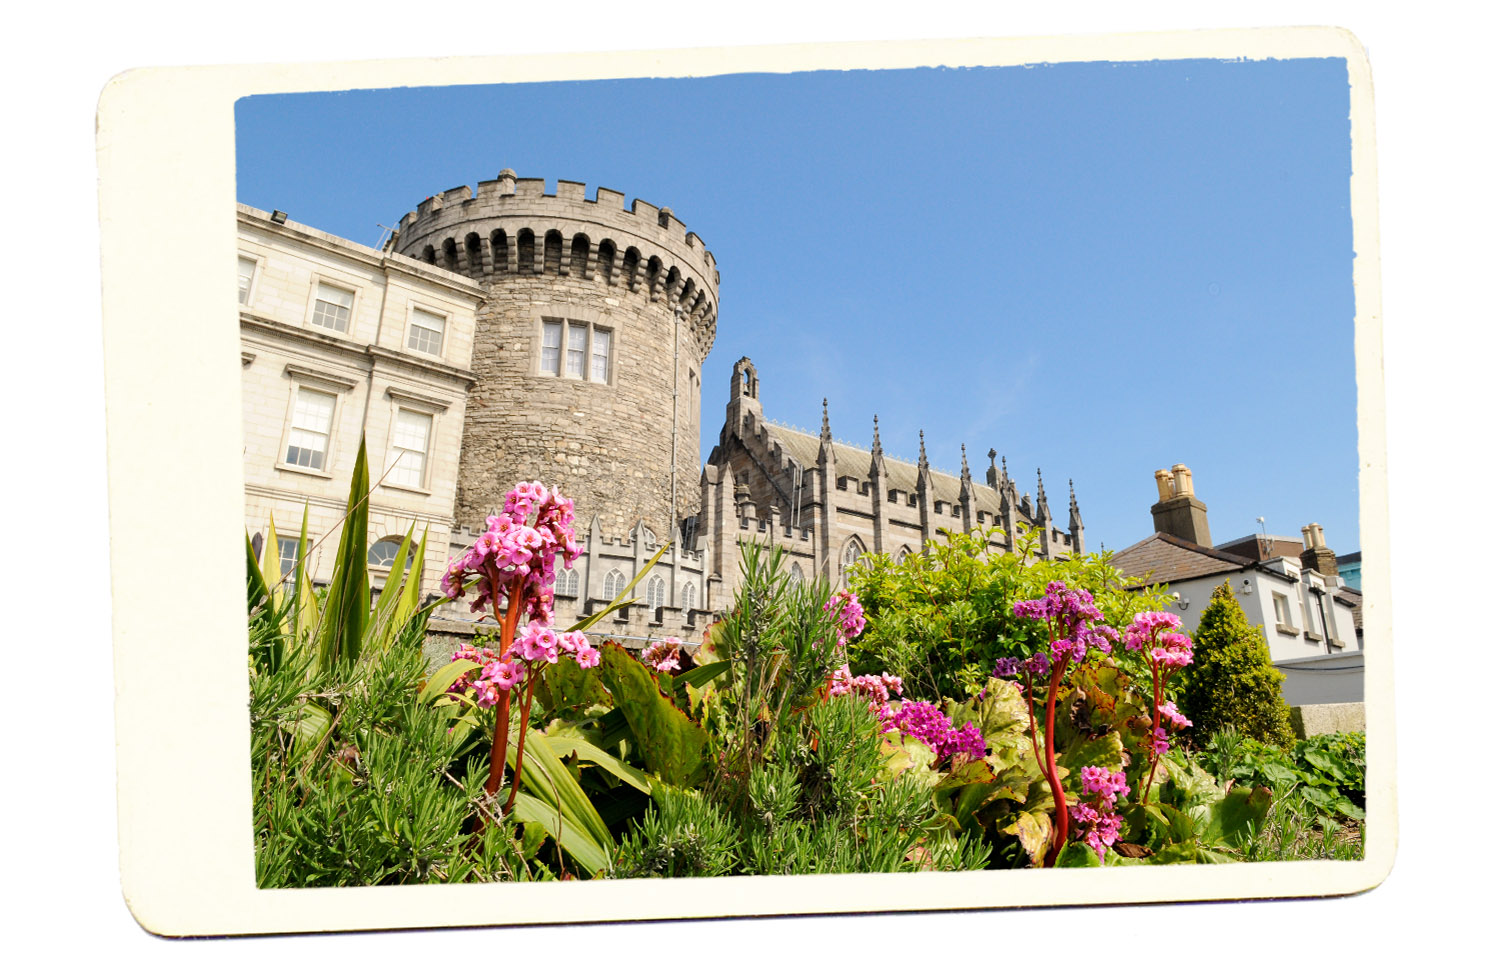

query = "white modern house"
[{"left": 1110, "top": 465, "right": 1363, "bottom": 722}]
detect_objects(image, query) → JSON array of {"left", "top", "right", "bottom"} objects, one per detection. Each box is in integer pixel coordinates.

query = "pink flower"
[
  {"left": 1160, "top": 700, "right": 1192, "bottom": 730},
  {"left": 823, "top": 590, "right": 867, "bottom": 646},
  {"left": 641, "top": 637, "right": 683, "bottom": 672},
  {"left": 442, "top": 482, "right": 581, "bottom": 622}
]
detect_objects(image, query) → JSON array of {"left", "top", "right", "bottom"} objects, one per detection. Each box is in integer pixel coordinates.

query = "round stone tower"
[{"left": 391, "top": 170, "right": 718, "bottom": 540}]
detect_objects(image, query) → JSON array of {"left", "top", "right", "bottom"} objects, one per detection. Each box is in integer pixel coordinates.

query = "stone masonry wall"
[{"left": 392, "top": 173, "right": 718, "bottom": 541}]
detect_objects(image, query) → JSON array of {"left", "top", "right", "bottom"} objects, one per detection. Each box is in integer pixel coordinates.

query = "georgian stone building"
[
  {"left": 237, "top": 203, "right": 484, "bottom": 592},
  {"left": 239, "top": 171, "right": 1083, "bottom": 646}
]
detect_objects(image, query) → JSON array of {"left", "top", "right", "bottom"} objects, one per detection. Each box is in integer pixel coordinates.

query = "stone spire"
[
  {"left": 986, "top": 448, "right": 999, "bottom": 489},
  {"left": 958, "top": 444, "right": 974, "bottom": 532},
  {"left": 917, "top": 430, "right": 929, "bottom": 471},
  {"left": 817, "top": 397, "right": 834, "bottom": 466},
  {"left": 1067, "top": 478, "right": 1085, "bottom": 556},
  {"left": 1036, "top": 468, "right": 1051, "bottom": 520},
  {"left": 869, "top": 415, "right": 886, "bottom": 477}
]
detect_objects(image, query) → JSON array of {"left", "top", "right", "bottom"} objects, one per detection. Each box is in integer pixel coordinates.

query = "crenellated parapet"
[{"left": 392, "top": 170, "right": 719, "bottom": 358}]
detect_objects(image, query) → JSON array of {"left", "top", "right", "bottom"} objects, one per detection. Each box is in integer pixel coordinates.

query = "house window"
[
  {"left": 557, "top": 568, "right": 580, "bottom": 598},
  {"left": 407, "top": 308, "right": 445, "bottom": 356},
  {"left": 311, "top": 282, "right": 355, "bottom": 332},
  {"left": 238, "top": 256, "right": 257, "bottom": 304},
  {"left": 602, "top": 569, "right": 627, "bottom": 601},
  {"left": 285, "top": 387, "right": 336, "bottom": 470},
  {"left": 386, "top": 409, "right": 432, "bottom": 489},
  {"left": 276, "top": 536, "right": 300, "bottom": 582},
  {"left": 1273, "top": 593, "right": 1292, "bottom": 626},
  {"left": 539, "top": 318, "right": 612, "bottom": 382},
  {"left": 681, "top": 582, "right": 696, "bottom": 611},
  {"left": 646, "top": 575, "right": 667, "bottom": 611}
]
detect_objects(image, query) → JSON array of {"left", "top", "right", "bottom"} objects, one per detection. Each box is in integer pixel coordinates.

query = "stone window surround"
[
  {"left": 275, "top": 364, "right": 358, "bottom": 479},
  {"left": 379, "top": 388, "right": 450, "bottom": 496},
  {"left": 404, "top": 300, "right": 448, "bottom": 359},
  {"left": 534, "top": 307, "right": 615, "bottom": 385},
  {"left": 303, "top": 272, "right": 362, "bottom": 336},
  {"left": 238, "top": 251, "right": 261, "bottom": 307}
]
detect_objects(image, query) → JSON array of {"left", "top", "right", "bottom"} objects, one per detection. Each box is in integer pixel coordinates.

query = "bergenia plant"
[
  {"left": 440, "top": 482, "right": 596, "bottom": 818},
  {"left": 1070, "top": 765, "right": 1131, "bottom": 862},
  {"left": 642, "top": 636, "right": 684, "bottom": 673},
  {"left": 1120, "top": 611, "right": 1195, "bottom": 803},
  {"left": 1009, "top": 581, "right": 1119, "bottom": 866}
]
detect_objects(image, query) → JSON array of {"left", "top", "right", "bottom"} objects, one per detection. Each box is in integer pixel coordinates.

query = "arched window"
[
  {"left": 646, "top": 574, "right": 667, "bottom": 611},
  {"left": 840, "top": 536, "right": 865, "bottom": 584},
  {"left": 557, "top": 567, "right": 580, "bottom": 598},
  {"left": 367, "top": 538, "right": 414, "bottom": 572},
  {"left": 681, "top": 582, "right": 697, "bottom": 611},
  {"left": 895, "top": 546, "right": 913, "bottom": 565},
  {"left": 788, "top": 562, "right": 805, "bottom": 585},
  {"left": 602, "top": 569, "right": 627, "bottom": 601}
]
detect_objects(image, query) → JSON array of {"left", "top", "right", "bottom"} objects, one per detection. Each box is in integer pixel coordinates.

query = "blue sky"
[{"left": 236, "top": 57, "right": 1357, "bottom": 558}]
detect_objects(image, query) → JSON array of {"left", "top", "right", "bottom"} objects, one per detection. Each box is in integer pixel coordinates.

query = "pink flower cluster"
[
  {"left": 991, "top": 656, "right": 1024, "bottom": 679},
  {"left": 829, "top": 663, "right": 903, "bottom": 710},
  {"left": 1160, "top": 700, "right": 1192, "bottom": 730},
  {"left": 1071, "top": 765, "right": 1131, "bottom": 862},
  {"left": 440, "top": 482, "right": 583, "bottom": 624},
  {"left": 1122, "top": 611, "right": 1195, "bottom": 668},
  {"left": 641, "top": 637, "right": 683, "bottom": 673},
  {"left": 824, "top": 590, "right": 867, "bottom": 647},
  {"left": 447, "top": 625, "right": 598, "bottom": 710},
  {"left": 1012, "top": 582, "right": 1119, "bottom": 665},
  {"left": 881, "top": 700, "right": 986, "bottom": 763}
]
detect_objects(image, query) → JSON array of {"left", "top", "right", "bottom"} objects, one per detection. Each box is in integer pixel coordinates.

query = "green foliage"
[
  {"left": 251, "top": 633, "right": 553, "bottom": 885},
  {"left": 732, "top": 695, "right": 990, "bottom": 875},
  {"left": 713, "top": 543, "right": 847, "bottom": 771},
  {"left": 847, "top": 526, "right": 1167, "bottom": 699},
  {"left": 594, "top": 640, "right": 710, "bottom": 787},
  {"left": 1202, "top": 728, "right": 1365, "bottom": 823},
  {"left": 613, "top": 787, "right": 741, "bottom": 879},
  {"left": 1179, "top": 583, "right": 1297, "bottom": 749}
]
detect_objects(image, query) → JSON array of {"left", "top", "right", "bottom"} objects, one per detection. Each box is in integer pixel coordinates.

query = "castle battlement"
[{"left": 394, "top": 170, "right": 719, "bottom": 345}]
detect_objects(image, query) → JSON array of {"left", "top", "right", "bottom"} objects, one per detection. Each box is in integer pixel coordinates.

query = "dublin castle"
[{"left": 239, "top": 170, "right": 1084, "bottom": 646}]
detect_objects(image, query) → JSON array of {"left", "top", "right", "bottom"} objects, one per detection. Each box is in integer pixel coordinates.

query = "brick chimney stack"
[
  {"left": 1300, "top": 522, "right": 1339, "bottom": 577},
  {"left": 1150, "top": 463, "right": 1212, "bottom": 547}
]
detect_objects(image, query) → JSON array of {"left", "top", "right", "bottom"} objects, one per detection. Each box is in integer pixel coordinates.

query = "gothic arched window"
[
  {"left": 840, "top": 536, "right": 866, "bottom": 584},
  {"left": 557, "top": 567, "right": 580, "bottom": 598},
  {"left": 646, "top": 574, "right": 667, "bottom": 611},
  {"left": 681, "top": 582, "right": 697, "bottom": 612},
  {"left": 895, "top": 546, "right": 913, "bottom": 565},
  {"left": 602, "top": 569, "right": 627, "bottom": 601},
  {"left": 788, "top": 562, "right": 805, "bottom": 585}
]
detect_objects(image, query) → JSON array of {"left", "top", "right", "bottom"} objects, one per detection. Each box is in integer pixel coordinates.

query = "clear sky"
[{"left": 236, "top": 57, "right": 1357, "bottom": 558}]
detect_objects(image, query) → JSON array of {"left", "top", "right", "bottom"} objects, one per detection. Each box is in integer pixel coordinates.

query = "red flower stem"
[
  {"left": 1042, "top": 658, "right": 1069, "bottom": 868},
  {"left": 1024, "top": 673, "right": 1045, "bottom": 776},
  {"left": 1142, "top": 656, "right": 1163, "bottom": 806},
  {"left": 482, "top": 579, "right": 525, "bottom": 800},
  {"left": 502, "top": 663, "right": 539, "bottom": 815}
]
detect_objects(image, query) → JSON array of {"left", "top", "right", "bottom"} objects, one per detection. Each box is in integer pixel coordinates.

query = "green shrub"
[
  {"left": 847, "top": 527, "right": 1167, "bottom": 699},
  {"left": 1179, "top": 582, "right": 1297, "bottom": 749}
]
